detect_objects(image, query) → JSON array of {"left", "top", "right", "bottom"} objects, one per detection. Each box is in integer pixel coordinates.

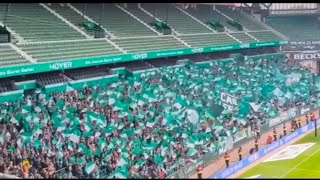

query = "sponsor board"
[
  {"left": 282, "top": 40, "right": 320, "bottom": 52},
  {"left": 287, "top": 52, "right": 320, "bottom": 61},
  {"left": 211, "top": 118, "right": 320, "bottom": 179},
  {"left": 0, "top": 41, "right": 284, "bottom": 79},
  {"left": 263, "top": 143, "right": 315, "bottom": 162}
]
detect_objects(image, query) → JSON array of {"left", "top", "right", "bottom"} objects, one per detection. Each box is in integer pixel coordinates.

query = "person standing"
[
  {"left": 298, "top": 118, "right": 301, "bottom": 128},
  {"left": 311, "top": 113, "right": 315, "bottom": 121},
  {"left": 238, "top": 146, "right": 242, "bottom": 161},
  {"left": 197, "top": 165, "right": 203, "bottom": 179},
  {"left": 306, "top": 114, "right": 309, "bottom": 124},
  {"left": 283, "top": 124, "right": 287, "bottom": 136},
  {"left": 273, "top": 128, "right": 277, "bottom": 141},
  {"left": 224, "top": 152, "right": 230, "bottom": 168},
  {"left": 255, "top": 139, "right": 259, "bottom": 151},
  {"left": 255, "top": 127, "right": 261, "bottom": 139}
]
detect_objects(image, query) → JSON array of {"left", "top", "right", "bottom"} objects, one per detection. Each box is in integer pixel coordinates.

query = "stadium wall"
[{"left": 211, "top": 115, "right": 320, "bottom": 178}]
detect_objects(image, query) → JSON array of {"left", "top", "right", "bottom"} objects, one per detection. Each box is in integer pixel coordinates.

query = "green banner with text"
[{"left": 0, "top": 41, "right": 288, "bottom": 78}]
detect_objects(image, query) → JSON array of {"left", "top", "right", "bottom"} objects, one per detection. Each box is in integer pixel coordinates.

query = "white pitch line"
[
  {"left": 295, "top": 168, "right": 320, "bottom": 174},
  {"left": 280, "top": 147, "right": 320, "bottom": 178}
]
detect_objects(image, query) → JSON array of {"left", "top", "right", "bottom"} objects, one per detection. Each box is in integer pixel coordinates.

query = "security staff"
[
  {"left": 238, "top": 146, "right": 243, "bottom": 161},
  {"left": 255, "top": 127, "right": 261, "bottom": 139},
  {"left": 224, "top": 152, "right": 230, "bottom": 168},
  {"left": 311, "top": 113, "right": 315, "bottom": 121},
  {"left": 298, "top": 118, "right": 301, "bottom": 128},
  {"left": 273, "top": 128, "right": 277, "bottom": 141},
  {"left": 283, "top": 124, "right": 287, "bottom": 136},
  {"left": 197, "top": 165, "right": 203, "bottom": 179},
  {"left": 254, "top": 139, "right": 259, "bottom": 151}
]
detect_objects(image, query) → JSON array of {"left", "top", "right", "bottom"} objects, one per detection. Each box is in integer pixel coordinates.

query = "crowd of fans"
[{"left": 0, "top": 53, "right": 318, "bottom": 179}]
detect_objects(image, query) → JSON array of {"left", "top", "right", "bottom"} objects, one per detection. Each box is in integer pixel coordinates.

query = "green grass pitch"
[{"left": 238, "top": 128, "right": 320, "bottom": 178}]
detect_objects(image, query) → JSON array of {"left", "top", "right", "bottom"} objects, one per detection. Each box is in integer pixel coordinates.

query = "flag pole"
[
  {"left": 315, "top": 116, "right": 317, "bottom": 137},
  {"left": 165, "top": 4, "right": 169, "bottom": 24},
  {"left": 82, "top": 3, "right": 86, "bottom": 23},
  {"left": 4, "top": 3, "right": 10, "bottom": 28}
]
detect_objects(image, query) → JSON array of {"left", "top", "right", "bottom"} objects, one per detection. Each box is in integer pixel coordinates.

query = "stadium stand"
[
  {"left": 112, "top": 36, "right": 187, "bottom": 53},
  {"left": 265, "top": 15, "right": 320, "bottom": 41},
  {"left": 124, "top": 4, "right": 155, "bottom": 25},
  {"left": 64, "top": 66, "right": 112, "bottom": 81},
  {"left": 228, "top": 32, "right": 257, "bottom": 43},
  {"left": 11, "top": 72, "right": 69, "bottom": 86},
  {"left": 247, "top": 30, "right": 283, "bottom": 42},
  {"left": 71, "top": 3, "right": 157, "bottom": 37},
  {"left": 0, "top": 3, "right": 85, "bottom": 42},
  {"left": 215, "top": 5, "right": 265, "bottom": 31},
  {"left": 47, "top": 3, "right": 94, "bottom": 36},
  {"left": 0, "top": 52, "right": 318, "bottom": 178},
  {"left": 141, "top": 3, "right": 213, "bottom": 34},
  {"left": 0, "top": 45, "right": 29, "bottom": 67},
  {"left": 0, "top": 79, "right": 15, "bottom": 93},
  {"left": 178, "top": 33, "right": 238, "bottom": 47},
  {"left": 0, "top": 2, "right": 315, "bottom": 180},
  {"left": 17, "top": 39, "right": 122, "bottom": 62}
]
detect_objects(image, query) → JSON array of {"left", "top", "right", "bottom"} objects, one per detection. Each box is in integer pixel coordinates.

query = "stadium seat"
[
  {"left": 0, "top": 45, "right": 29, "bottom": 67},
  {"left": 178, "top": 33, "right": 238, "bottom": 47},
  {"left": 72, "top": 3, "right": 157, "bottom": 37},
  {"left": 48, "top": 3, "right": 94, "bottom": 36},
  {"left": 229, "top": 32, "right": 257, "bottom": 43},
  {"left": 184, "top": 4, "right": 240, "bottom": 32},
  {"left": 141, "top": 3, "right": 213, "bottom": 34},
  {"left": 0, "top": 3, "right": 86, "bottom": 42},
  {"left": 112, "top": 36, "right": 187, "bottom": 53},
  {"left": 248, "top": 31, "right": 282, "bottom": 42},
  {"left": 17, "top": 39, "right": 122, "bottom": 62},
  {"left": 215, "top": 5, "right": 265, "bottom": 31},
  {"left": 265, "top": 15, "right": 320, "bottom": 41}
]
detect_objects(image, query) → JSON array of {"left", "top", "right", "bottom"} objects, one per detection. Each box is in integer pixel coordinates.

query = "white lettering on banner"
[
  {"left": 220, "top": 92, "right": 238, "bottom": 106},
  {"left": 191, "top": 48, "right": 204, "bottom": 53},
  {"left": 132, "top": 53, "right": 148, "bottom": 60},
  {"left": 21, "top": 67, "right": 34, "bottom": 73},
  {"left": 280, "top": 111, "right": 288, "bottom": 121},
  {"left": 233, "top": 129, "right": 247, "bottom": 143},
  {"left": 269, "top": 117, "right": 281, "bottom": 127},
  {"left": 287, "top": 108, "right": 297, "bottom": 119},
  {"left": 265, "top": 141, "right": 280, "bottom": 153},
  {"left": 240, "top": 44, "right": 250, "bottom": 48},
  {"left": 222, "top": 103, "right": 233, "bottom": 111},
  {"left": 301, "top": 106, "right": 311, "bottom": 115},
  {"left": 49, "top": 62, "right": 72, "bottom": 70},
  {"left": 280, "top": 41, "right": 289, "bottom": 45},
  {"left": 255, "top": 42, "right": 276, "bottom": 47},
  {"left": 284, "top": 131, "right": 299, "bottom": 142},
  {"left": 248, "top": 153, "right": 259, "bottom": 163},
  {"left": 290, "top": 40, "right": 320, "bottom": 45},
  {"left": 301, "top": 125, "right": 308, "bottom": 133},
  {"left": 183, "top": 159, "right": 204, "bottom": 176},
  {"left": 293, "top": 53, "right": 320, "bottom": 60}
]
